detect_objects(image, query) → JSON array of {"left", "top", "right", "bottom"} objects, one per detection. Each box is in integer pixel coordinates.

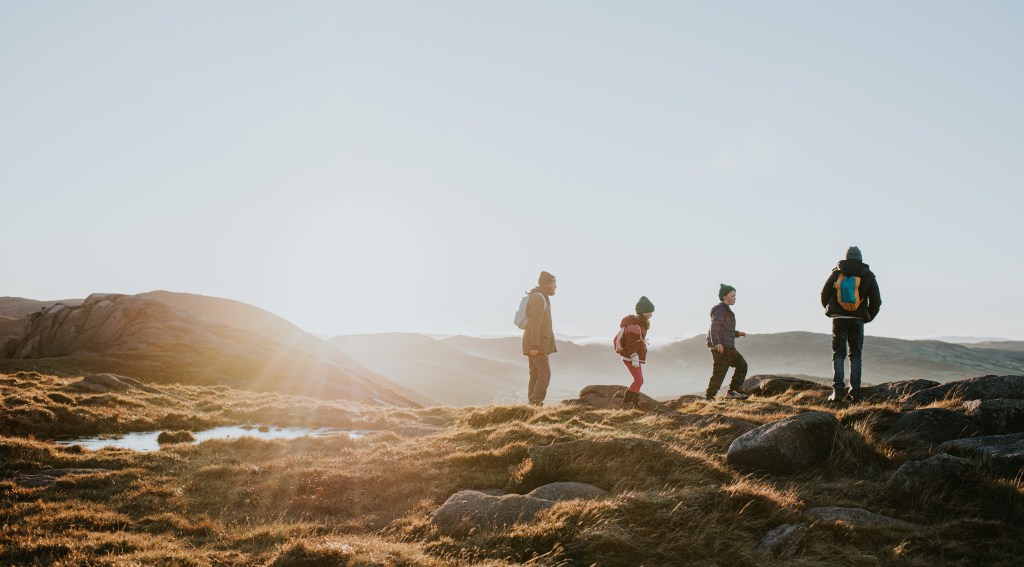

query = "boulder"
[
  {"left": 755, "top": 524, "right": 807, "bottom": 559},
  {"left": 429, "top": 491, "right": 554, "bottom": 536},
  {"left": 430, "top": 482, "right": 607, "bottom": 536},
  {"left": 880, "top": 408, "right": 980, "bottom": 446},
  {"left": 861, "top": 379, "right": 941, "bottom": 402},
  {"left": 727, "top": 412, "right": 839, "bottom": 475},
  {"left": 664, "top": 395, "right": 706, "bottom": 409},
  {"left": 963, "top": 399, "right": 1024, "bottom": 435},
  {"left": 526, "top": 482, "right": 607, "bottom": 502},
  {"left": 887, "top": 454, "right": 975, "bottom": 499},
  {"left": 574, "top": 385, "right": 676, "bottom": 414},
  {"left": 938, "top": 432, "right": 1024, "bottom": 480},
  {"left": 905, "top": 375, "right": 1024, "bottom": 406},
  {"left": 806, "top": 507, "right": 920, "bottom": 529},
  {"left": 741, "top": 375, "right": 829, "bottom": 397}
]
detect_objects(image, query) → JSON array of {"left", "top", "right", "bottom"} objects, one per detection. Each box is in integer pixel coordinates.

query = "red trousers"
[{"left": 623, "top": 360, "right": 644, "bottom": 393}]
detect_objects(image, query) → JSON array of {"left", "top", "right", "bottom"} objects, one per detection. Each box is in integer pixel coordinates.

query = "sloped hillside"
[{"left": 1, "top": 294, "right": 416, "bottom": 407}]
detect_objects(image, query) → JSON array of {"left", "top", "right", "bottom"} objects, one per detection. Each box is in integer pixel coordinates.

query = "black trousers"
[{"left": 707, "top": 347, "right": 748, "bottom": 397}]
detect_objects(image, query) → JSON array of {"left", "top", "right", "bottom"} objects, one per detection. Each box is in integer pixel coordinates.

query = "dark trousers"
[
  {"left": 528, "top": 353, "right": 551, "bottom": 404},
  {"left": 707, "top": 347, "right": 747, "bottom": 397},
  {"left": 832, "top": 318, "right": 865, "bottom": 393}
]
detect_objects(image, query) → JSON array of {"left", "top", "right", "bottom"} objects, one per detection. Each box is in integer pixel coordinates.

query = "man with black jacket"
[{"left": 821, "top": 246, "right": 882, "bottom": 402}]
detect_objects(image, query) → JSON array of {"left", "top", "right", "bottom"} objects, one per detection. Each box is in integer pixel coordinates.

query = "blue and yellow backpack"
[{"left": 834, "top": 274, "right": 864, "bottom": 312}]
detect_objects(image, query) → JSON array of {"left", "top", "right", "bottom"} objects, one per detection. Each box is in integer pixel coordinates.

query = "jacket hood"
[
  {"left": 620, "top": 314, "right": 645, "bottom": 327},
  {"left": 710, "top": 302, "right": 731, "bottom": 317},
  {"left": 837, "top": 259, "right": 870, "bottom": 276}
]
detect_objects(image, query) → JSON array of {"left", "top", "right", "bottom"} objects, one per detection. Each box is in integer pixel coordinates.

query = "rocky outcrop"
[
  {"left": 741, "top": 375, "right": 829, "bottom": 397},
  {"left": 938, "top": 433, "right": 1024, "bottom": 480},
  {"left": 806, "top": 507, "right": 920, "bottom": 529},
  {"left": 861, "top": 379, "right": 941, "bottom": 402},
  {"left": 887, "top": 454, "right": 975, "bottom": 499},
  {"left": 905, "top": 375, "right": 1024, "bottom": 406},
  {"left": 430, "top": 482, "right": 607, "bottom": 535},
  {"left": 755, "top": 524, "right": 807, "bottom": 559},
  {"left": 963, "top": 399, "right": 1024, "bottom": 435},
  {"left": 727, "top": 412, "right": 840, "bottom": 475},
  {"left": 879, "top": 408, "right": 980, "bottom": 446},
  {"left": 572, "top": 385, "right": 675, "bottom": 414}
]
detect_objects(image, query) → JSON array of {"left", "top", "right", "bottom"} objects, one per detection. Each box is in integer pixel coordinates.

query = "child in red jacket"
[{"left": 619, "top": 296, "right": 654, "bottom": 409}]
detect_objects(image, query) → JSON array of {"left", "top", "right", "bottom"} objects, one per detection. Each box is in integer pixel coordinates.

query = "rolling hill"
[{"left": 1, "top": 293, "right": 417, "bottom": 407}]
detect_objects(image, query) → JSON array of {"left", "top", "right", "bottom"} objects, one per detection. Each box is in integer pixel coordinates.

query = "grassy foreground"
[{"left": 2, "top": 371, "right": 1023, "bottom": 566}]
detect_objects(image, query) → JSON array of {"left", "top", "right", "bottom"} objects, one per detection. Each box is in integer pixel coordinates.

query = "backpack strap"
[{"left": 532, "top": 292, "right": 548, "bottom": 312}]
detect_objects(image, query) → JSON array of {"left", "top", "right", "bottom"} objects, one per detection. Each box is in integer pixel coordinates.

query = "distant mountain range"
[{"left": 3, "top": 293, "right": 1022, "bottom": 406}]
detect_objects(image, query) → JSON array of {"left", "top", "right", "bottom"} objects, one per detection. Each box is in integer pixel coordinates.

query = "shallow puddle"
[{"left": 55, "top": 425, "right": 365, "bottom": 452}]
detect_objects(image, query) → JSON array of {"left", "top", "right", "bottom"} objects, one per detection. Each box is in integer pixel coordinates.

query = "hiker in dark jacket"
[
  {"left": 618, "top": 296, "right": 654, "bottom": 409},
  {"left": 522, "top": 271, "right": 557, "bottom": 405},
  {"left": 705, "top": 284, "right": 749, "bottom": 401},
  {"left": 821, "top": 246, "right": 882, "bottom": 402}
]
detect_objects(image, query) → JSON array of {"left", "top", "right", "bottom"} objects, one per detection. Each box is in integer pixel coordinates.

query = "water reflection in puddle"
[{"left": 55, "top": 426, "right": 366, "bottom": 452}]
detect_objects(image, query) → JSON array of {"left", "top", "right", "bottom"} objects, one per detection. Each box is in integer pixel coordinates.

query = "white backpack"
[{"left": 514, "top": 292, "right": 548, "bottom": 330}]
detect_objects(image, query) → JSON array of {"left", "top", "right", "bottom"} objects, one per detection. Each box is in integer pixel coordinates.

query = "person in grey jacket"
[
  {"left": 522, "top": 271, "right": 557, "bottom": 405},
  {"left": 705, "top": 284, "right": 749, "bottom": 400}
]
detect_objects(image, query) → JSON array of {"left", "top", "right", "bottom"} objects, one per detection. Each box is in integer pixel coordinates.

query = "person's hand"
[
  {"left": 716, "top": 345, "right": 724, "bottom": 354},
  {"left": 630, "top": 354, "right": 640, "bottom": 368},
  {"left": 738, "top": 331, "right": 746, "bottom": 338},
  {"left": 529, "top": 349, "right": 539, "bottom": 356}
]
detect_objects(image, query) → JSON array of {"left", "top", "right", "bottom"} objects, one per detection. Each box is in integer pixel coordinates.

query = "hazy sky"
[{"left": 3, "top": 2, "right": 1022, "bottom": 340}]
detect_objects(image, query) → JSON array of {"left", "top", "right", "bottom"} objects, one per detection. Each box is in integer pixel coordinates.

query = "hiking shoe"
[
  {"left": 827, "top": 390, "right": 847, "bottom": 402},
  {"left": 725, "top": 390, "right": 748, "bottom": 400},
  {"left": 704, "top": 394, "right": 716, "bottom": 402},
  {"left": 847, "top": 391, "right": 863, "bottom": 403}
]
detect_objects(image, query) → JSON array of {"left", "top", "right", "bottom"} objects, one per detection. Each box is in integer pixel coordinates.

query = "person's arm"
[
  {"left": 623, "top": 323, "right": 643, "bottom": 363},
  {"left": 867, "top": 276, "right": 882, "bottom": 322},
  {"left": 709, "top": 308, "right": 725, "bottom": 349},
  {"left": 526, "top": 294, "right": 544, "bottom": 353},
  {"left": 821, "top": 272, "right": 838, "bottom": 308}
]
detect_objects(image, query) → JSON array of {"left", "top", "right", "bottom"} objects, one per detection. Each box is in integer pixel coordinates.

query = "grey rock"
[
  {"left": 741, "top": 375, "right": 829, "bottom": 397},
  {"left": 65, "top": 373, "right": 167, "bottom": 396},
  {"left": 906, "top": 375, "right": 1024, "bottom": 406},
  {"left": 575, "top": 385, "right": 676, "bottom": 415},
  {"left": 429, "top": 490, "right": 555, "bottom": 536},
  {"left": 806, "top": 507, "right": 920, "bottom": 529},
  {"left": 527, "top": 482, "right": 607, "bottom": 502},
  {"left": 880, "top": 408, "right": 980, "bottom": 446},
  {"left": 963, "top": 399, "right": 1024, "bottom": 435},
  {"left": 727, "top": 412, "right": 839, "bottom": 474},
  {"left": 755, "top": 524, "right": 807, "bottom": 559},
  {"left": 861, "top": 379, "right": 941, "bottom": 402},
  {"left": 664, "top": 394, "right": 706, "bottom": 409},
  {"left": 939, "top": 432, "right": 1024, "bottom": 480},
  {"left": 888, "top": 453, "right": 975, "bottom": 498}
]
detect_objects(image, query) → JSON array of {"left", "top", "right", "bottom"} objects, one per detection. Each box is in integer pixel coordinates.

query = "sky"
[{"left": 2, "top": 1, "right": 1023, "bottom": 340}]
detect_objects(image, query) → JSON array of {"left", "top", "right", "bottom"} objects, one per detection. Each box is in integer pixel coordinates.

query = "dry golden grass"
[{"left": 1, "top": 371, "right": 1022, "bottom": 565}]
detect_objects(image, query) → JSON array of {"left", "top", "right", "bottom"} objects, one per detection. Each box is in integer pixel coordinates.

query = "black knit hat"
[
  {"left": 538, "top": 271, "right": 556, "bottom": 285},
  {"left": 719, "top": 284, "right": 736, "bottom": 300},
  {"left": 635, "top": 296, "right": 655, "bottom": 314},
  {"left": 846, "top": 246, "right": 863, "bottom": 262}
]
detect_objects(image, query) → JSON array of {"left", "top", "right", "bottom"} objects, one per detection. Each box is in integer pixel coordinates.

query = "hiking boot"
[
  {"left": 827, "top": 389, "right": 847, "bottom": 402},
  {"left": 705, "top": 394, "right": 716, "bottom": 402},
  {"left": 847, "top": 391, "right": 862, "bottom": 403},
  {"left": 725, "top": 390, "right": 748, "bottom": 400},
  {"left": 622, "top": 390, "right": 640, "bottom": 409}
]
